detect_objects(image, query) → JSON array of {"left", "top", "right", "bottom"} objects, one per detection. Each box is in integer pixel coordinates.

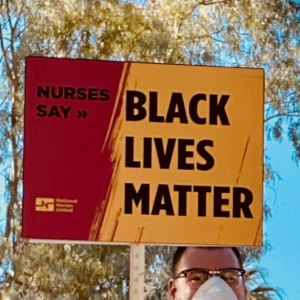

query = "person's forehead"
[{"left": 175, "top": 247, "right": 240, "bottom": 274}]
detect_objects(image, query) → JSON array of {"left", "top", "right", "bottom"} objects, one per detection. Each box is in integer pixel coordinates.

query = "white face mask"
[{"left": 191, "top": 277, "right": 239, "bottom": 300}]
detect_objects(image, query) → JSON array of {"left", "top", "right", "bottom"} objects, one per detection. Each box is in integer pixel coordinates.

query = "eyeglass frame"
[{"left": 175, "top": 267, "right": 246, "bottom": 289}]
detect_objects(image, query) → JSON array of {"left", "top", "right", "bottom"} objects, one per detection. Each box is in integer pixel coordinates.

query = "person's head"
[{"left": 168, "top": 247, "right": 249, "bottom": 300}]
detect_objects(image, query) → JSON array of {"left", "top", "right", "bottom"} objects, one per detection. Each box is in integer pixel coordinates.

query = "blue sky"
[
  {"left": 259, "top": 132, "right": 300, "bottom": 299},
  {"left": 0, "top": 173, "right": 6, "bottom": 235}
]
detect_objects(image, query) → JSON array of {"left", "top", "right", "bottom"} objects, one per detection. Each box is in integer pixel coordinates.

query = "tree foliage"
[
  {"left": 0, "top": 241, "right": 129, "bottom": 300},
  {"left": 1, "top": 0, "right": 300, "bottom": 299}
]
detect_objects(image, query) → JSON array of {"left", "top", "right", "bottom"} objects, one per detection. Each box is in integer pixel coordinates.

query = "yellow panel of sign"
[{"left": 92, "top": 63, "right": 264, "bottom": 246}]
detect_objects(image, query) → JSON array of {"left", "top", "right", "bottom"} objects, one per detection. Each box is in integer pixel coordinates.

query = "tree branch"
[
  {"left": 265, "top": 111, "right": 300, "bottom": 122},
  {"left": 199, "top": 0, "right": 228, "bottom": 5}
]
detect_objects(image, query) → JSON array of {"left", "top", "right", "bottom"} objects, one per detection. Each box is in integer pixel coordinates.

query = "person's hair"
[{"left": 172, "top": 246, "right": 243, "bottom": 277}]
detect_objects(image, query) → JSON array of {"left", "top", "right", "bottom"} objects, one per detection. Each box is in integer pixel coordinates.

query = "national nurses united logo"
[
  {"left": 35, "top": 198, "right": 55, "bottom": 212},
  {"left": 35, "top": 197, "right": 78, "bottom": 213}
]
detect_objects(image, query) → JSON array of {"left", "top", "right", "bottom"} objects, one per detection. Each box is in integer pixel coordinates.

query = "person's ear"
[{"left": 168, "top": 277, "right": 177, "bottom": 298}]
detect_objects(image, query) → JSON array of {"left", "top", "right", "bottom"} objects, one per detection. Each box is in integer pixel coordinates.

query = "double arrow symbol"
[{"left": 77, "top": 110, "right": 87, "bottom": 118}]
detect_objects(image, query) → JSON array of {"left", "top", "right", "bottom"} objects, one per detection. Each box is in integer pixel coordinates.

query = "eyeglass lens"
[{"left": 186, "top": 269, "right": 242, "bottom": 289}]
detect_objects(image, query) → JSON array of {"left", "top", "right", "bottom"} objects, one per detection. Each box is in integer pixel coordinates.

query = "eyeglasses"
[{"left": 175, "top": 268, "right": 245, "bottom": 289}]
